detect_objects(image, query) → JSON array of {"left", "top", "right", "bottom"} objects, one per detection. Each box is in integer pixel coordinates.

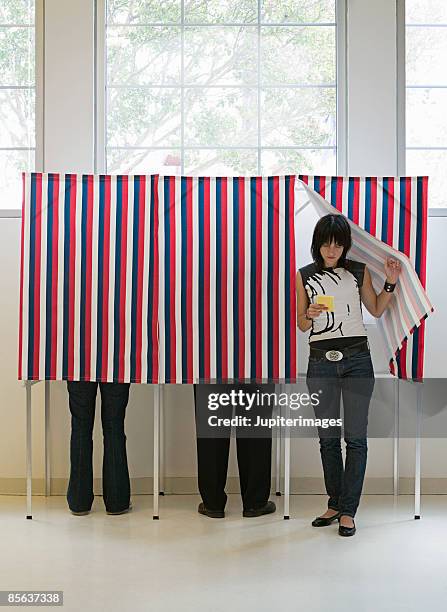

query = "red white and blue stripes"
[
  {"left": 19, "top": 173, "right": 159, "bottom": 383},
  {"left": 156, "top": 176, "right": 297, "bottom": 383},
  {"left": 297, "top": 176, "right": 433, "bottom": 380},
  {"left": 19, "top": 172, "right": 431, "bottom": 384}
]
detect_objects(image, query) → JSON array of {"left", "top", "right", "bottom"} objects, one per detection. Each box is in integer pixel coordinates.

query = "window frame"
[
  {"left": 0, "top": 0, "right": 43, "bottom": 218},
  {"left": 398, "top": 0, "right": 447, "bottom": 217},
  {"left": 96, "top": 0, "right": 347, "bottom": 177}
]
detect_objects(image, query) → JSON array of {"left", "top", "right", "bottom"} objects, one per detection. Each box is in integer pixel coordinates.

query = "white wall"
[
  {"left": 347, "top": 0, "right": 399, "bottom": 175},
  {"left": 1, "top": 0, "right": 446, "bottom": 494},
  {"left": 44, "top": 0, "right": 95, "bottom": 172}
]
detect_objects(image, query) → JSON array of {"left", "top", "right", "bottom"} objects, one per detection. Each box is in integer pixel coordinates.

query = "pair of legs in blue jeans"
[
  {"left": 66, "top": 381, "right": 131, "bottom": 514},
  {"left": 306, "top": 350, "right": 375, "bottom": 518}
]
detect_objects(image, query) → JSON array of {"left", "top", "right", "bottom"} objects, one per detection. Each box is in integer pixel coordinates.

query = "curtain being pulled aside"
[{"left": 295, "top": 176, "right": 434, "bottom": 381}]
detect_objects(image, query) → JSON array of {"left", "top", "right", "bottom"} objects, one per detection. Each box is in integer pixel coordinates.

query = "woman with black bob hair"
[{"left": 296, "top": 213, "right": 401, "bottom": 536}]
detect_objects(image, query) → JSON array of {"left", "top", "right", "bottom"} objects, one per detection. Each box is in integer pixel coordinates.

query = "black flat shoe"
[
  {"left": 243, "top": 500, "right": 276, "bottom": 518},
  {"left": 311, "top": 512, "right": 341, "bottom": 527},
  {"left": 198, "top": 502, "right": 225, "bottom": 519},
  {"left": 338, "top": 519, "right": 356, "bottom": 537}
]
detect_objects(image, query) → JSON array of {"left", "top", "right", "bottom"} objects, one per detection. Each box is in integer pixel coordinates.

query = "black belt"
[{"left": 309, "top": 339, "right": 369, "bottom": 362}]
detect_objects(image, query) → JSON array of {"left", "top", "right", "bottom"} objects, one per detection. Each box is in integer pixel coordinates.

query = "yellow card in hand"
[{"left": 316, "top": 295, "right": 334, "bottom": 312}]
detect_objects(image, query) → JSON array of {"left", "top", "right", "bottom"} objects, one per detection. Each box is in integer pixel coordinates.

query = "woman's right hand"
[{"left": 306, "top": 303, "right": 328, "bottom": 319}]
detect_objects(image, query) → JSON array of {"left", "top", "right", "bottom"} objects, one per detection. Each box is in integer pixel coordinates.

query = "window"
[
  {"left": 0, "top": 0, "right": 35, "bottom": 211},
  {"left": 406, "top": 0, "right": 447, "bottom": 208},
  {"left": 105, "top": 0, "right": 337, "bottom": 176}
]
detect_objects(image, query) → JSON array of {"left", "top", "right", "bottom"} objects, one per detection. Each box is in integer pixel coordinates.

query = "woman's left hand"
[{"left": 385, "top": 257, "right": 401, "bottom": 284}]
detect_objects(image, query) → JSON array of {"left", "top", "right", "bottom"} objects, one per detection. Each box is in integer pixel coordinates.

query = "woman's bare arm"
[
  {"left": 296, "top": 271, "right": 327, "bottom": 331},
  {"left": 360, "top": 266, "right": 395, "bottom": 318},
  {"left": 296, "top": 271, "right": 312, "bottom": 331}
]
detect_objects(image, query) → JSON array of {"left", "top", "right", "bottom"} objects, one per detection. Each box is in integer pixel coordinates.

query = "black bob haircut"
[{"left": 311, "top": 214, "right": 352, "bottom": 270}]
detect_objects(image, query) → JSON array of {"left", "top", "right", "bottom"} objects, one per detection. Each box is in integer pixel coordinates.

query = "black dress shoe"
[
  {"left": 243, "top": 500, "right": 276, "bottom": 518},
  {"left": 311, "top": 512, "right": 341, "bottom": 527},
  {"left": 338, "top": 519, "right": 356, "bottom": 537},
  {"left": 70, "top": 509, "right": 91, "bottom": 516},
  {"left": 107, "top": 501, "right": 133, "bottom": 515},
  {"left": 198, "top": 502, "right": 225, "bottom": 519}
]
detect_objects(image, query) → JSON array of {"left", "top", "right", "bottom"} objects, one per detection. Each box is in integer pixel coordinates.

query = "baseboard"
[{"left": 2, "top": 477, "right": 447, "bottom": 496}]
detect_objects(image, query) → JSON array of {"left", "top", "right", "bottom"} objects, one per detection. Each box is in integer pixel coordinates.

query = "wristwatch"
[{"left": 384, "top": 281, "right": 396, "bottom": 293}]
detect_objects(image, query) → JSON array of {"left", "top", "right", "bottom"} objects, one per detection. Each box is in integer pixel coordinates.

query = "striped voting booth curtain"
[
  {"left": 18, "top": 173, "right": 298, "bottom": 384},
  {"left": 298, "top": 176, "right": 432, "bottom": 380},
  {"left": 18, "top": 173, "right": 159, "bottom": 383},
  {"left": 19, "top": 172, "right": 432, "bottom": 384},
  {"left": 156, "top": 176, "right": 297, "bottom": 383}
]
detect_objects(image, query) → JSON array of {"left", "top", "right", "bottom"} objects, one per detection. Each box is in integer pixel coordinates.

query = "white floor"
[{"left": 1, "top": 494, "right": 447, "bottom": 612}]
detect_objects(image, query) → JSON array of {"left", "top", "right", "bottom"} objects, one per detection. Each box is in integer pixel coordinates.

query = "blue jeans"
[
  {"left": 66, "top": 381, "right": 131, "bottom": 513},
  {"left": 306, "top": 349, "right": 375, "bottom": 518}
]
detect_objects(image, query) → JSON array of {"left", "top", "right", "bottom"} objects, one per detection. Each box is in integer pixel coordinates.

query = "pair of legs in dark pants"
[
  {"left": 306, "top": 350, "right": 375, "bottom": 518},
  {"left": 66, "top": 381, "right": 131, "bottom": 514},
  {"left": 194, "top": 383, "right": 275, "bottom": 512}
]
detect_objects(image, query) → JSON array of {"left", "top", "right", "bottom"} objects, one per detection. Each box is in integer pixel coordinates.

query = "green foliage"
[
  {"left": 184, "top": 0, "right": 257, "bottom": 24},
  {"left": 0, "top": 27, "right": 34, "bottom": 85},
  {"left": 261, "top": 25, "right": 335, "bottom": 84},
  {"left": 106, "top": 1, "right": 337, "bottom": 175},
  {"left": 107, "top": 0, "right": 181, "bottom": 24},
  {"left": 107, "top": 26, "right": 181, "bottom": 86},
  {"left": 0, "top": 0, "right": 34, "bottom": 24},
  {"left": 261, "top": 0, "right": 335, "bottom": 23},
  {"left": 0, "top": 0, "right": 339, "bottom": 177},
  {"left": 107, "top": 87, "right": 181, "bottom": 147},
  {"left": 0, "top": 6, "right": 35, "bottom": 182}
]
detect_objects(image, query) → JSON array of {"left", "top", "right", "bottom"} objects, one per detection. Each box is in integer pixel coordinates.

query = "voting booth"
[{"left": 18, "top": 172, "right": 433, "bottom": 519}]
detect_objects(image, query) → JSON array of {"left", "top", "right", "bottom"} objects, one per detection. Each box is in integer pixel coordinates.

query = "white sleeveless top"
[{"left": 299, "top": 260, "right": 367, "bottom": 343}]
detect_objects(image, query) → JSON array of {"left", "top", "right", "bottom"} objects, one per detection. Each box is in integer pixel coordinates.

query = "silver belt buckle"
[{"left": 325, "top": 350, "right": 343, "bottom": 362}]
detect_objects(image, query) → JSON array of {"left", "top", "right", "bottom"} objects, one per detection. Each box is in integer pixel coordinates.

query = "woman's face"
[{"left": 320, "top": 240, "right": 344, "bottom": 267}]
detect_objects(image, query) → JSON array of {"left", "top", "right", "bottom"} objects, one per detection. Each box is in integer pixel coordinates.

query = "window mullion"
[{"left": 103, "top": 1, "right": 338, "bottom": 177}]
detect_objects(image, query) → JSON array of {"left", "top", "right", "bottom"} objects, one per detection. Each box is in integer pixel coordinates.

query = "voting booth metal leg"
[
  {"left": 25, "top": 383, "right": 32, "bottom": 519},
  {"left": 275, "top": 385, "right": 282, "bottom": 496},
  {"left": 153, "top": 385, "right": 160, "bottom": 519},
  {"left": 275, "top": 423, "right": 282, "bottom": 496},
  {"left": 283, "top": 386, "right": 290, "bottom": 520},
  {"left": 44, "top": 381, "right": 51, "bottom": 497},
  {"left": 393, "top": 378, "right": 399, "bottom": 497},
  {"left": 414, "top": 383, "right": 422, "bottom": 520},
  {"left": 159, "top": 385, "right": 165, "bottom": 496}
]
